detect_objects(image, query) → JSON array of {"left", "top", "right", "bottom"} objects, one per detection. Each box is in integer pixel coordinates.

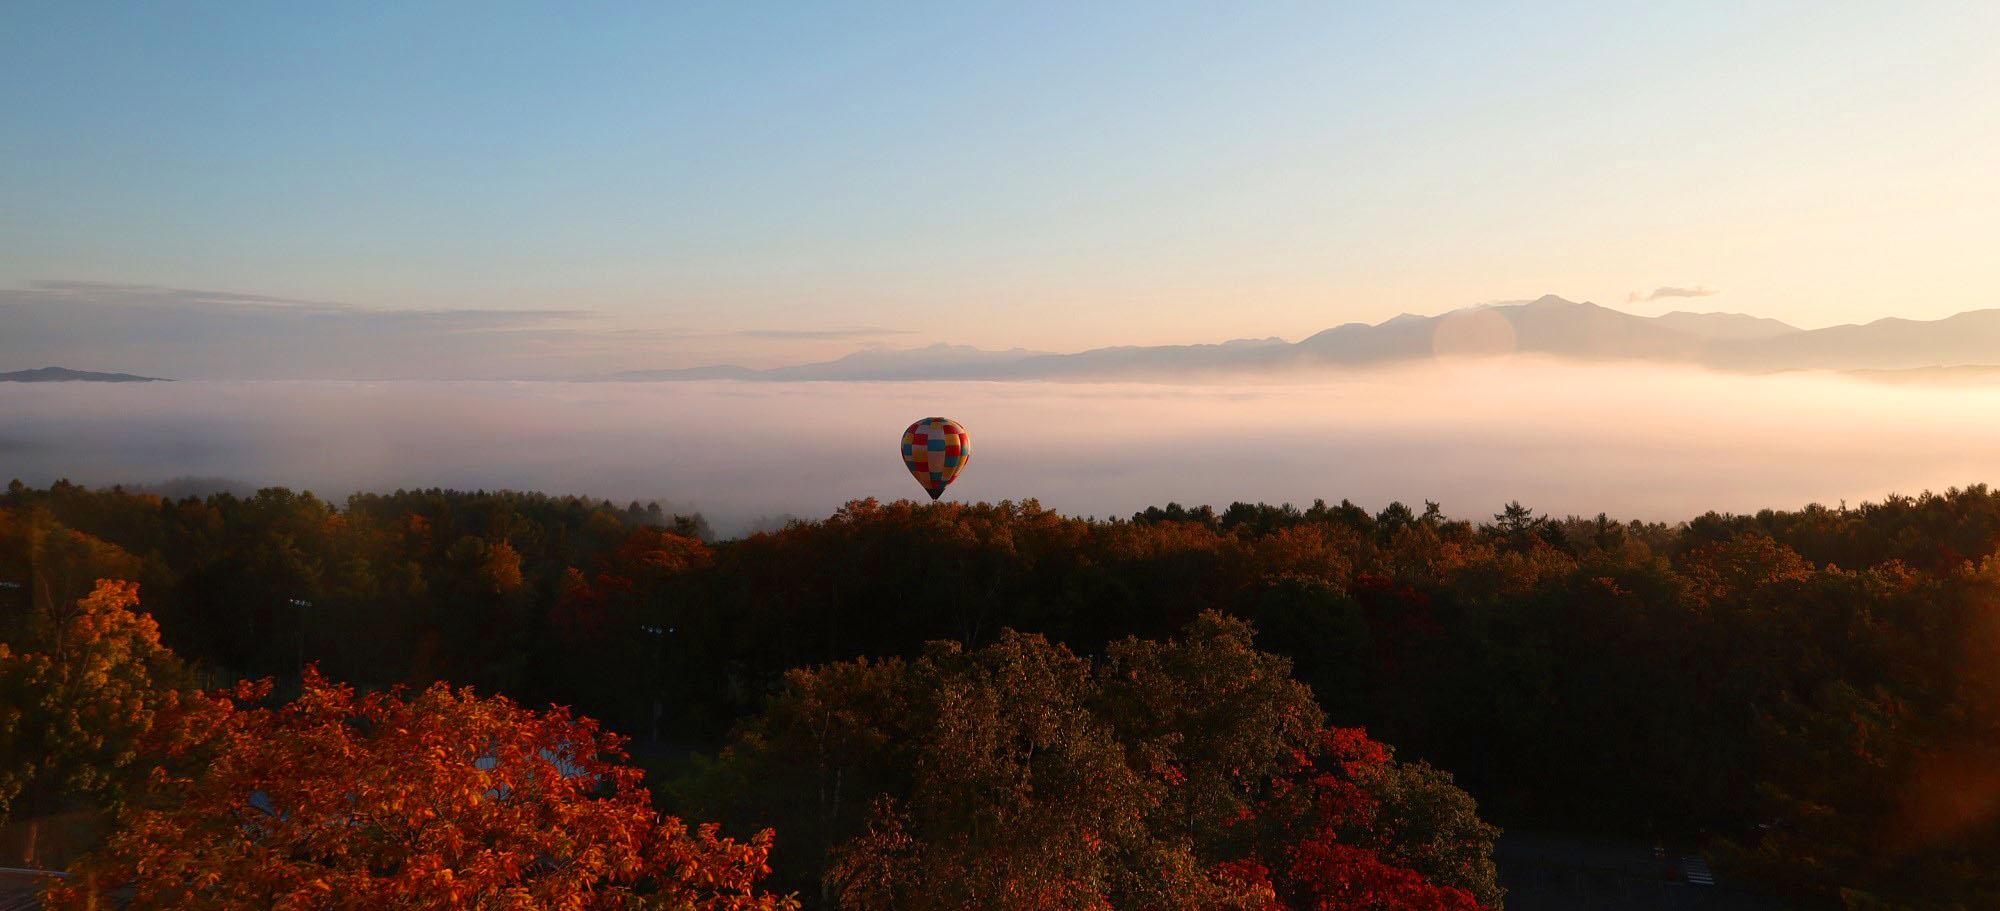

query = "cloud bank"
[
  {"left": 4, "top": 364, "right": 1998, "bottom": 537},
  {"left": 1628, "top": 285, "right": 1719, "bottom": 303},
  {"left": 728, "top": 327, "right": 915, "bottom": 340},
  {"left": 0, "top": 281, "right": 600, "bottom": 380},
  {"left": 0, "top": 281, "right": 917, "bottom": 380}
]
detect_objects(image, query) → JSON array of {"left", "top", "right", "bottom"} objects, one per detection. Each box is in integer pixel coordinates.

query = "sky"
[{"left": 4, "top": 1, "right": 1998, "bottom": 372}]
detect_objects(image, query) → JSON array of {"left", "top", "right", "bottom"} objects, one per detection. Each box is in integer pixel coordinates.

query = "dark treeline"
[{"left": 6, "top": 478, "right": 2000, "bottom": 907}]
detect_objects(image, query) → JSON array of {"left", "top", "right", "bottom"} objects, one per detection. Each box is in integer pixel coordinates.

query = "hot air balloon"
[{"left": 901, "top": 417, "right": 970, "bottom": 501}]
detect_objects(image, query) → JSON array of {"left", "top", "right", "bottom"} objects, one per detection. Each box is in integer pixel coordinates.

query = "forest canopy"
[{"left": 8, "top": 478, "right": 2000, "bottom": 908}]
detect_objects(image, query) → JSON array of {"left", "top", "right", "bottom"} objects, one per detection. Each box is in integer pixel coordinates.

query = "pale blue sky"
[{"left": 4, "top": 2, "right": 1996, "bottom": 369}]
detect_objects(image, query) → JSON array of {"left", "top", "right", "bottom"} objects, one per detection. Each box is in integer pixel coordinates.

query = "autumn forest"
[{"left": 5, "top": 479, "right": 2000, "bottom": 909}]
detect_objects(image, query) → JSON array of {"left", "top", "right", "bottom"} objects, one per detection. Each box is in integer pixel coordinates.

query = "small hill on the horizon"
[
  {"left": 1, "top": 366, "right": 168, "bottom": 382},
  {"left": 607, "top": 296, "right": 2000, "bottom": 382}
]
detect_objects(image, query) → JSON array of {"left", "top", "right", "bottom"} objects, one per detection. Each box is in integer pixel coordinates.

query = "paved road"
[{"left": 1497, "top": 831, "right": 1789, "bottom": 910}]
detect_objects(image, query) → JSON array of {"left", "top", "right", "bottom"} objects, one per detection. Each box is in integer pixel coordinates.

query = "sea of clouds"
[{"left": 6, "top": 362, "right": 1998, "bottom": 536}]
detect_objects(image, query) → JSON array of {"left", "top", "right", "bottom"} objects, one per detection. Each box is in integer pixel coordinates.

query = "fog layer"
[{"left": 4, "top": 363, "right": 1996, "bottom": 535}]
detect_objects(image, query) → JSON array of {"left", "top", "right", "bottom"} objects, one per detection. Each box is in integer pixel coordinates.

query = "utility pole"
[
  {"left": 641, "top": 623, "right": 666, "bottom": 743},
  {"left": 0, "top": 582, "right": 21, "bottom": 640}
]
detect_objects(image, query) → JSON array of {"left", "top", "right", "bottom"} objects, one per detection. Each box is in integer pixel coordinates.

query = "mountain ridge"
[{"left": 605, "top": 297, "right": 1999, "bottom": 382}]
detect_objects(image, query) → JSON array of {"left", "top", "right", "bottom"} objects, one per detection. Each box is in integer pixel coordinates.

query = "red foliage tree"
[
  {"left": 1227, "top": 728, "right": 1497, "bottom": 911},
  {"left": 48, "top": 671, "right": 794, "bottom": 911}
]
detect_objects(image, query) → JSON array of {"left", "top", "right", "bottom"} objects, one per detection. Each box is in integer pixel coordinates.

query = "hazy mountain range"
[
  {"left": 11, "top": 296, "right": 1994, "bottom": 384},
  {"left": 613, "top": 296, "right": 2000, "bottom": 382}
]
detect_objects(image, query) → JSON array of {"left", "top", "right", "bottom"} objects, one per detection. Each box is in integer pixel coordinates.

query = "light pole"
[{"left": 288, "top": 598, "right": 313, "bottom": 681}]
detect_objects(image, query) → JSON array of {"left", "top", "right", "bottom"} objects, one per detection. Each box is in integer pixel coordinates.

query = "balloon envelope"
[{"left": 900, "top": 417, "right": 970, "bottom": 500}]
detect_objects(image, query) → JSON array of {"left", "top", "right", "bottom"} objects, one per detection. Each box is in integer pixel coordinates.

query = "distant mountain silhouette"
[
  {"left": 1651, "top": 310, "right": 1800, "bottom": 341},
  {"left": 1, "top": 366, "right": 167, "bottom": 382},
  {"left": 611, "top": 297, "right": 2000, "bottom": 381},
  {"left": 1703, "top": 310, "right": 2000, "bottom": 371}
]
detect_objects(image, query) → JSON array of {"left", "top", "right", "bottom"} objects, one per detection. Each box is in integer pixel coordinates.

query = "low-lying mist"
[{"left": 5, "top": 361, "right": 1998, "bottom": 536}]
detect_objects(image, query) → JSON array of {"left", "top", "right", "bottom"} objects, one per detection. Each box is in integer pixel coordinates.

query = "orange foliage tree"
[
  {"left": 49, "top": 671, "right": 796, "bottom": 911},
  {"left": 0, "top": 579, "right": 192, "bottom": 865}
]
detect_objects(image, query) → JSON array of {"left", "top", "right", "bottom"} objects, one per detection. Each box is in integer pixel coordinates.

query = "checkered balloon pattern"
[{"left": 901, "top": 417, "right": 970, "bottom": 501}]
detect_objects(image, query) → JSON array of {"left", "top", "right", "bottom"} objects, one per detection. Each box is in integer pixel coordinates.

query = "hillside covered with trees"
[{"left": 7, "top": 479, "right": 2000, "bottom": 908}]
